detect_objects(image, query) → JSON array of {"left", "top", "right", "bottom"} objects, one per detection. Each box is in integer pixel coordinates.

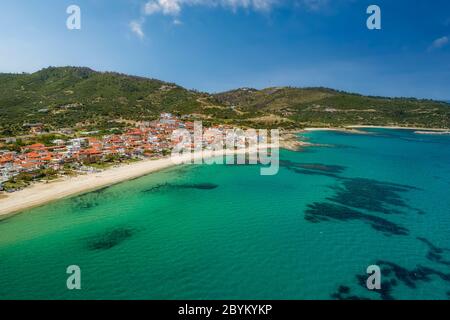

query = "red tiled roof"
[
  {"left": 79, "top": 148, "right": 102, "bottom": 155},
  {"left": 20, "top": 162, "right": 39, "bottom": 169},
  {"left": 25, "top": 152, "right": 40, "bottom": 158},
  {"left": 28, "top": 143, "right": 46, "bottom": 149},
  {"left": 0, "top": 155, "right": 14, "bottom": 163}
]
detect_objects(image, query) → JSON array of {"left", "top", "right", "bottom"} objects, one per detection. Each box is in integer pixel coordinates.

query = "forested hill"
[
  {"left": 0, "top": 67, "right": 211, "bottom": 136},
  {"left": 213, "top": 87, "right": 450, "bottom": 129},
  {"left": 0, "top": 67, "right": 449, "bottom": 136}
]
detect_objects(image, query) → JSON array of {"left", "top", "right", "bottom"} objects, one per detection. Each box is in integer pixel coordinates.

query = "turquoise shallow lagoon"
[{"left": 1, "top": 129, "right": 450, "bottom": 300}]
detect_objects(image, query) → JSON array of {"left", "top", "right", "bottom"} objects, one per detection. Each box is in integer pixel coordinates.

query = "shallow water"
[{"left": 0, "top": 129, "right": 449, "bottom": 300}]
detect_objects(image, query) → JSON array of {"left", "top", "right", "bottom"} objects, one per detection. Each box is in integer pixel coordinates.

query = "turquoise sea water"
[{"left": 1, "top": 129, "right": 450, "bottom": 300}]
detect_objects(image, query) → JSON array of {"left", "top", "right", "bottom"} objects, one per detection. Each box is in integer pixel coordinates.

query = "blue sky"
[{"left": 0, "top": 0, "right": 449, "bottom": 100}]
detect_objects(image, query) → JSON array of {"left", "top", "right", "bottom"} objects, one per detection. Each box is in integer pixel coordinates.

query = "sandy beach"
[
  {"left": 346, "top": 125, "right": 450, "bottom": 131},
  {"left": 304, "top": 126, "right": 450, "bottom": 134},
  {"left": 303, "top": 127, "right": 370, "bottom": 134},
  {"left": 0, "top": 146, "right": 271, "bottom": 218}
]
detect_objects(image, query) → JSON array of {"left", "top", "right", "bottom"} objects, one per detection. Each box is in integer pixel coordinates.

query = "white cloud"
[
  {"left": 300, "top": 0, "right": 329, "bottom": 11},
  {"left": 131, "top": 0, "right": 278, "bottom": 38},
  {"left": 143, "top": 0, "right": 278, "bottom": 17},
  {"left": 429, "top": 36, "right": 449, "bottom": 51},
  {"left": 144, "top": 1, "right": 163, "bottom": 14},
  {"left": 130, "top": 20, "right": 145, "bottom": 39},
  {"left": 145, "top": 0, "right": 181, "bottom": 15}
]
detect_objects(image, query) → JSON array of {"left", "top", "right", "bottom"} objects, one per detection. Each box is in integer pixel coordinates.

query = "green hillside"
[
  {"left": 0, "top": 67, "right": 449, "bottom": 136},
  {"left": 0, "top": 67, "right": 210, "bottom": 136},
  {"left": 213, "top": 87, "right": 450, "bottom": 129}
]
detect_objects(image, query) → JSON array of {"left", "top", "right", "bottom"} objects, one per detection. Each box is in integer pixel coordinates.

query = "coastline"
[
  {"left": 346, "top": 125, "right": 450, "bottom": 131},
  {"left": 303, "top": 127, "right": 369, "bottom": 134},
  {"left": 2, "top": 124, "right": 449, "bottom": 218},
  {"left": 303, "top": 125, "right": 450, "bottom": 133},
  {"left": 0, "top": 146, "right": 270, "bottom": 218}
]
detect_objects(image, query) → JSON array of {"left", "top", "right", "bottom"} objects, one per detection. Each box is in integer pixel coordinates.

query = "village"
[{"left": 0, "top": 113, "right": 240, "bottom": 192}]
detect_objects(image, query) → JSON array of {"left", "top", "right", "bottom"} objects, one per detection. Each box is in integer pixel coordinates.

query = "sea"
[{"left": 1, "top": 128, "right": 450, "bottom": 300}]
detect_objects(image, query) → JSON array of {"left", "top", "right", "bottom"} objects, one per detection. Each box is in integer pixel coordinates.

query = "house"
[
  {"left": 29, "top": 125, "right": 45, "bottom": 135},
  {"left": 78, "top": 148, "right": 103, "bottom": 163},
  {"left": 160, "top": 113, "right": 174, "bottom": 119},
  {"left": 125, "top": 129, "right": 144, "bottom": 140},
  {"left": 1, "top": 137, "right": 17, "bottom": 143},
  {"left": 0, "top": 157, "right": 17, "bottom": 182},
  {"left": 59, "top": 128, "right": 74, "bottom": 135},
  {"left": 21, "top": 143, "right": 46, "bottom": 153},
  {"left": 19, "top": 161, "right": 41, "bottom": 172},
  {"left": 68, "top": 138, "right": 89, "bottom": 151},
  {"left": 52, "top": 139, "right": 66, "bottom": 146}
]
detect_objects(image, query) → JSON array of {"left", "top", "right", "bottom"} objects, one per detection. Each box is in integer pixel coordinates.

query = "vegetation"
[
  {"left": 87, "top": 154, "right": 138, "bottom": 169},
  {"left": 2, "top": 168, "right": 58, "bottom": 192},
  {"left": 0, "top": 67, "right": 449, "bottom": 136},
  {"left": 0, "top": 67, "right": 209, "bottom": 136},
  {"left": 214, "top": 87, "right": 450, "bottom": 129}
]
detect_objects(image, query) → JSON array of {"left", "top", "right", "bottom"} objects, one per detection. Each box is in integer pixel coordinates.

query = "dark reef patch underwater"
[
  {"left": 305, "top": 203, "right": 409, "bottom": 236},
  {"left": 69, "top": 187, "right": 112, "bottom": 211},
  {"left": 280, "top": 159, "right": 346, "bottom": 178},
  {"left": 85, "top": 227, "right": 136, "bottom": 251},
  {"left": 287, "top": 157, "right": 423, "bottom": 236},
  {"left": 327, "top": 178, "right": 423, "bottom": 215},
  {"left": 280, "top": 160, "right": 347, "bottom": 174},
  {"left": 331, "top": 285, "right": 371, "bottom": 300},
  {"left": 331, "top": 260, "right": 450, "bottom": 300},
  {"left": 142, "top": 182, "right": 219, "bottom": 193},
  {"left": 417, "top": 237, "right": 450, "bottom": 267}
]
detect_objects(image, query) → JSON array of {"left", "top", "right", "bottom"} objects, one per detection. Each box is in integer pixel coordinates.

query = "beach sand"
[
  {"left": 0, "top": 146, "right": 271, "bottom": 218},
  {"left": 303, "top": 127, "right": 370, "bottom": 134},
  {"left": 304, "top": 126, "right": 450, "bottom": 134},
  {"left": 346, "top": 125, "right": 450, "bottom": 131}
]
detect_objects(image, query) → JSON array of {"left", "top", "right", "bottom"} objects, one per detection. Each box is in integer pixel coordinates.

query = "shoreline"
[
  {"left": 303, "top": 127, "right": 368, "bottom": 134},
  {"left": 303, "top": 125, "right": 450, "bottom": 133},
  {"left": 0, "top": 146, "right": 270, "bottom": 218},
  {"left": 2, "top": 124, "right": 449, "bottom": 218},
  {"left": 346, "top": 125, "right": 450, "bottom": 131}
]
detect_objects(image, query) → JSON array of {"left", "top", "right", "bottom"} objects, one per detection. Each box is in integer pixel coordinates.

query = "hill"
[
  {"left": 213, "top": 87, "right": 450, "bottom": 129},
  {"left": 0, "top": 67, "right": 212, "bottom": 136},
  {"left": 0, "top": 67, "right": 449, "bottom": 136}
]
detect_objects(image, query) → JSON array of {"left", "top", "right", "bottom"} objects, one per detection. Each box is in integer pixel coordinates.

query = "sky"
[{"left": 0, "top": 0, "right": 449, "bottom": 100}]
